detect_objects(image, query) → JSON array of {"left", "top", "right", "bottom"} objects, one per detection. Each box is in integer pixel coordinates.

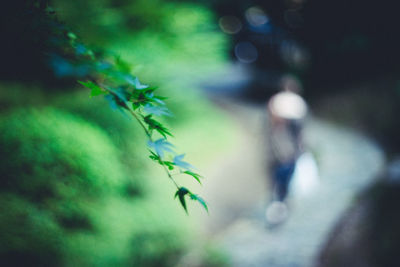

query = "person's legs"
[
  {"left": 275, "top": 161, "right": 296, "bottom": 201},
  {"left": 266, "top": 161, "right": 296, "bottom": 225}
]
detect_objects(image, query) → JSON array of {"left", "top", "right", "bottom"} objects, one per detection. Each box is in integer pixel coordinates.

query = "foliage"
[
  {"left": 69, "top": 35, "right": 208, "bottom": 212},
  {"left": 51, "top": 0, "right": 228, "bottom": 87},
  {"left": 52, "top": 0, "right": 220, "bottom": 44},
  {"left": 5, "top": 0, "right": 209, "bottom": 212}
]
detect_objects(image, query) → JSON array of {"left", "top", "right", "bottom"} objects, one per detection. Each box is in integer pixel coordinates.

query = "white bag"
[{"left": 291, "top": 152, "right": 320, "bottom": 197}]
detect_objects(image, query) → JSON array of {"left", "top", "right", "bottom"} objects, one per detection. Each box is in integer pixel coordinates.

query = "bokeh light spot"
[
  {"left": 234, "top": 42, "right": 258, "bottom": 63},
  {"left": 245, "top": 6, "right": 269, "bottom": 27},
  {"left": 219, "top": 15, "right": 242, "bottom": 34}
]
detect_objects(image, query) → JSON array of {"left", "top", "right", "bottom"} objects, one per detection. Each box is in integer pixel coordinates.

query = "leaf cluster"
[
  {"left": 72, "top": 24, "right": 207, "bottom": 213},
  {"left": 14, "top": 2, "right": 208, "bottom": 213}
]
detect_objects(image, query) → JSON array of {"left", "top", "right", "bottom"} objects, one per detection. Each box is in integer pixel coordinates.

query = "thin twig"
[
  {"left": 128, "top": 108, "right": 180, "bottom": 189},
  {"left": 99, "top": 83, "right": 181, "bottom": 190}
]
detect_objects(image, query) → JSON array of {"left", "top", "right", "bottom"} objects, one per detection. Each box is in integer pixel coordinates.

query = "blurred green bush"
[
  {"left": 0, "top": 108, "right": 130, "bottom": 199},
  {"left": 51, "top": 0, "right": 228, "bottom": 83},
  {"left": 0, "top": 108, "right": 190, "bottom": 266}
]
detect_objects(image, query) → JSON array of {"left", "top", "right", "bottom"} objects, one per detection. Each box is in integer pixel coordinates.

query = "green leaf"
[
  {"left": 173, "top": 154, "right": 194, "bottom": 171},
  {"left": 103, "top": 87, "right": 130, "bottom": 111},
  {"left": 149, "top": 150, "right": 162, "bottom": 164},
  {"left": 149, "top": 150, "right": 174, "bottom": 169},
  {"left": 190, "top": 194, "right": 208, "bottom": 213},
  {"left": 183, "top": 171, "right": 202, "bottom": 184},
  {"left": 153, "top": 95, "right": 167, "bottom": 105},
  {"left": 143, "top": 104, "right": 172, "bottom": 117},
  {"left": 126, "top": 76, "right": 149, "bottom": 90},
  {"left": 163, "top": 161, "right": 175, "bottom": 170},
  {"left": 104, "top": 94, "right": 129, "bottom": 112},
  {"left": 130, "top": 87, "right": 163, "bottom": 109},
  {"left": 143, "top": 115, "right": 173, "bottom": 138},
  {"left": 147, "top": 139, "right": 175, "bottom": 158},
  {"left": 175, "top": 187, "right": 190, "bottom": 213},
  {"left": 78, "top": 80, "right": 105, "bottom": 97}
]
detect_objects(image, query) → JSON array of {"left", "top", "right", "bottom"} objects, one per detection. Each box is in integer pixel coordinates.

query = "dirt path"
[{"left": 198, "top": 99, "right": 384, "bottom": 267}]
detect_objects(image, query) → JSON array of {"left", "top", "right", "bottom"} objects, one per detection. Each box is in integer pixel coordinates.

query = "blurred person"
[{"left": 265, "top": 75, "right": 307, "bottom": 225}]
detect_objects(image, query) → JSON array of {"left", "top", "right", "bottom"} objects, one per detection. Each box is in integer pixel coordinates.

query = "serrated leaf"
[
  {"left": 175, "top": 187, "right": 190, "bottom": 213},
  {"left": 190, "top": 194, "right": 208, "bottom": 213},
  {"left": 153, "top": 96, "right": 166, "bottom": 105},
  {"left": 183, "top": 171, "right": 202, "bottom": 184},
  {"left": 143, "top": 115, "right": 173, "bottom": 138},
  {"left": 104, "top": 92, "right": 129, "bottom": 113},
  {"left": 78, "top": 80, "right": 105, "bottom": 97},
  {"left": 143, "top": 104, "right": 172, "bottom": 117},
  {"left": 156, "top": 127, "right": 172, "bottom": 139},
  {"left": 147, "top": 139, "right": 175, "bottom": 158},
  {"left": 126, "top": 76, "right": 149, "bottom": 90},
  {"left": 130, "top": 87, "right": 162, "bottom": 109},
  {"left": 173, "top": 154, "right": 195, "bottom": 171}
]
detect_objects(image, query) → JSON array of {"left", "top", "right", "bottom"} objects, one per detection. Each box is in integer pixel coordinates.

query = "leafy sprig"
[
  {"left": 74, "top": 38, "right": 207, "bottom": 213},
  {"left": 21, "top": 2, "right": 207, "bottom": 213}
]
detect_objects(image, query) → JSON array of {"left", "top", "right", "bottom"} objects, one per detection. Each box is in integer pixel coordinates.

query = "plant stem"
[
  {"left": 100, "top": 83, "right": 181, "bottom": 190},
  {"left": 128, "top": 108, "right": 180, "bottom": 190},
  {"left": 128, "top": 108, "right": 152, "bottom": 139}
]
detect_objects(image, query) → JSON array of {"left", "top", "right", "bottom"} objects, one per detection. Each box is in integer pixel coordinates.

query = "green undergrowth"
[{"left": 0, "top": 107, "right": 188, "bottom": 266}]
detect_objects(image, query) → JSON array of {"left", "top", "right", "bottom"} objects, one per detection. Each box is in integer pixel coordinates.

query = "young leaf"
[
  {"left": 143, "top": 115, "right": 173, "bottom": 138},
  {"left": 147, "top": 138, "right": 175, "bottom": 158},
  {"left": 104, "top": 93, "right": 129, "bottom": 112},
  {"left": 175, "top": 187, "right": 190, "bottom": 213},
  {"left": 153, "top": 96, "right": 167, "bottom": 105},
  {"left": 126, "top": 76, "right": 149, "bottom": 90},
  {"left": 190, "top": 194, "right": 209, "bottom": 213},
  {"left": 149, "top": 150, "right": 162, "bottom": 164},
  {"left": 143, "top": 104, "right": 172, "bottom": 117},
  {"left": 149, "top": 150, "right": 174, "bottom": 169},
  {"left": 163, "top": 161, "right": 175, "bottom": 170},
  {"left": 173, "top": 154, "right": 195, "bottom": 171},
  {"left": 78, "top": 80, "right": 105, "bottom": 97},
  {"left": 144, "top": 91, "right": 166, "bottom": 106},
  {"left": 183, "top": 170, "right": 202, "bottom": 184}
]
